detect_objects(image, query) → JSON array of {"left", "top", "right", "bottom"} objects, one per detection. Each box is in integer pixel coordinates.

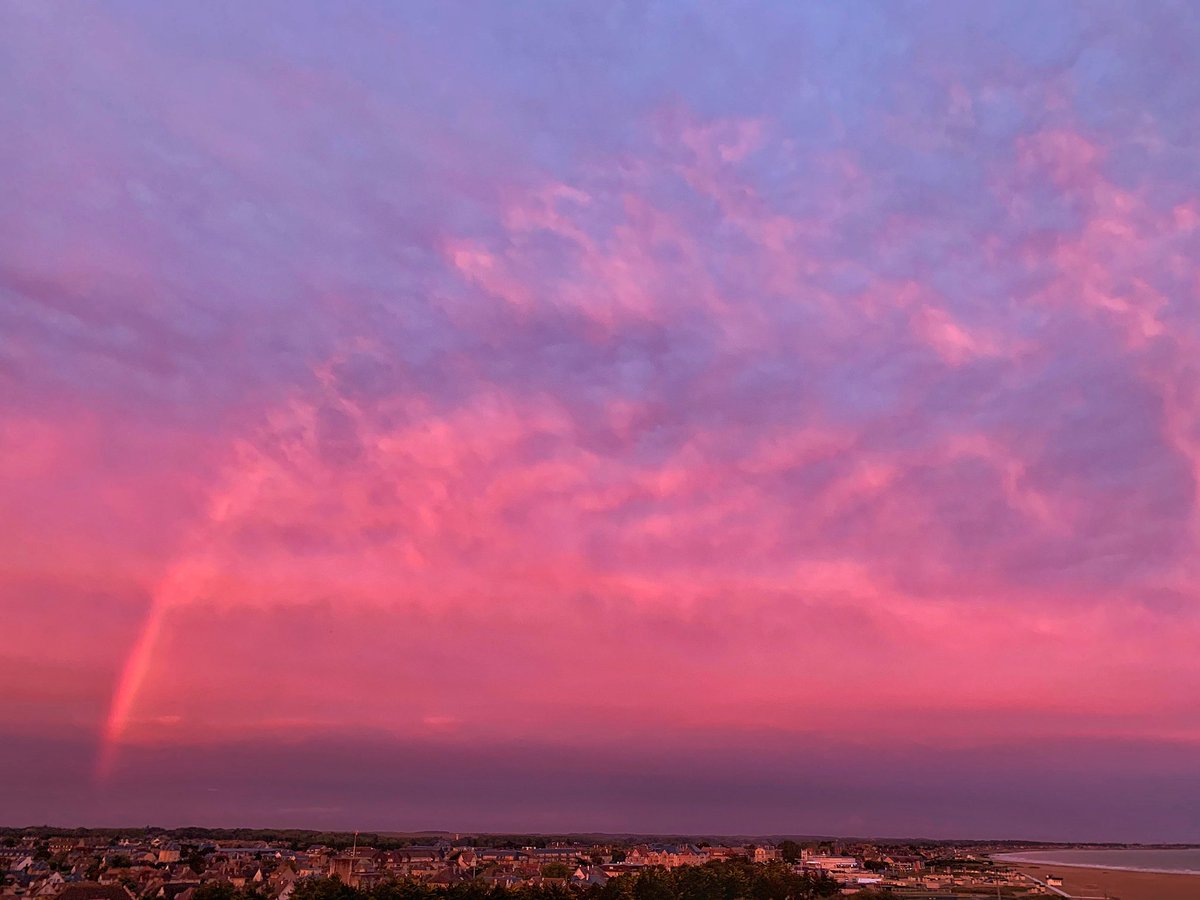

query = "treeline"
[
  {"left": 279, "top": 862, "right": 845, "bottom": 900},
  {"left": 0, "top": 828, "right": 422, "bottom": 851},
  {"left": 0, "top": 828, "right": 610, "bottom": 852}
]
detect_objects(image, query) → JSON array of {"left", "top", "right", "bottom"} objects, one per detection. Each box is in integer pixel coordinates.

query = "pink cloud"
[{"left": 5, "top": 0, "right": 1200, "bottom": 837}]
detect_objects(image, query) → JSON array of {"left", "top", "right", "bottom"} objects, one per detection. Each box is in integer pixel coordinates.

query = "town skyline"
[
  {"left": 8, "top": 825, "right": 1200, "bottom": 898},
  {"left": 6, "top": 0, "right": 1200, "bottom": 856},
  {"left": 0, "top": 825, "right": 1116, "bottom": 897}
]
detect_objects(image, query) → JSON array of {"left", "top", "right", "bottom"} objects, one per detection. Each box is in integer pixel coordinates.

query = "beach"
[{"left": 1010, "top": 862, "right": 1200, "bottom": 900}]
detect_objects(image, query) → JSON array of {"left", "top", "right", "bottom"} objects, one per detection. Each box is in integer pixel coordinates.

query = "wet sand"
[{"left": 1012, "top": 862, "right": 1200, "bottom": 900}]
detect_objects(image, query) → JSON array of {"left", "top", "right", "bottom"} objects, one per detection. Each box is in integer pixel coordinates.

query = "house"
[
  {"left": 327, "top": 850, "right": 380, "bottom": 887},
  {"left": 802, "top": 856, "right": 860, "bottom": 873},
  {"left": 0, "top": 852, "right": 36, "bottom": 873},
  {"left": 55, "top": 884, "right": 135, "bottom": 900},
  {"left": 475, "top": 849, "right": 522, "bottom": 863},
  {"left": 426, "top": 870, "right": 459, "bottom": 887},
  {"left": 268, "top": 866, "right": 297, "bottom": 891},
  {"left": 34, "top": 872, "right": 66, "bottom": 896},
  {"left": 147, "top": 881, "right": 200, "bottom": 900},
  {"left": 302, "top": 850, "right": 330, "bottom": 874},
  {"left": 525, "top": 848, "right": 584, "bottom": 864},
  {"left": 883, "top": 854, "right": 924, "bottom": 873},
  {"left": 666, "top": 846, "right": 705, "bottom": 868},
  {"left": 570, "top": 866, "right": 608, "bottom": 886},
  {"left": 384, "top": 847, "right": 440, "bottom": 865}
]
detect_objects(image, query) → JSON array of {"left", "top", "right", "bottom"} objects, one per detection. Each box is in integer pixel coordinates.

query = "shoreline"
[
  {"left": 994, "top": 852, "right": 1200, "bottom": 875},
  {"left": 998, "top": 862, "right": 1200, "bottom": 900}
]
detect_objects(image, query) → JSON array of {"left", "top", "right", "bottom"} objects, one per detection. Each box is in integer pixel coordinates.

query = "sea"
[{"left": 995, "top": 848, "right": 1200, "bottom": 875}]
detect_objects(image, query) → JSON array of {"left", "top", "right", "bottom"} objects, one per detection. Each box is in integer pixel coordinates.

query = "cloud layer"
[{"left": 3, "top": 1, "right": 1200, "bottom": 839}]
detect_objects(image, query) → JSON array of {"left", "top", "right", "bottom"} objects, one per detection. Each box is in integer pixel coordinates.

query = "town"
[{"left": 0, "top": 829, "right": 1068, "bottom": 899}]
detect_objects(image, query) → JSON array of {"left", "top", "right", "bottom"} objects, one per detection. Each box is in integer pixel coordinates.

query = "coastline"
[
  {"left": 999, "top": 862, "right": 1200, "bottom": 900},
  {"left": 994, "top": 852, "right": 1200, "bottom": 875}
]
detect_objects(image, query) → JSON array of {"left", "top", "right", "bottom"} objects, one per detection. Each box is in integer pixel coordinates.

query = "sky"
[{"left": 3, "top": 0, "right": 1200, "bottom": 842}]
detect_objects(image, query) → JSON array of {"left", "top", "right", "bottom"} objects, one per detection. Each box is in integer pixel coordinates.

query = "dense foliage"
[{"left": 290, "top": 861, "right": 841, "bottom": 900}]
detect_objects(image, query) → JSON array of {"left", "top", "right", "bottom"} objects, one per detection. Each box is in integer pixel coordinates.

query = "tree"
[
  {"left": 777, "top": 841, "right": 802, "bottom": 864},
  {"left": 192, "top": 884, "right": 237, "bottom": 900},
  {"left": 540, "top": 863, "right": 570, "bottom": 879},
  {"left": 292, "top": 877, "right": 364, "bottom": 900}
]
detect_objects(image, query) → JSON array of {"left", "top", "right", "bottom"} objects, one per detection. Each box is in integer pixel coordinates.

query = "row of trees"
[
  {"left": 4, "top": 830, "right": 702, "bottom": 853},
  {"left": 280, "top": 861, "right": 848, "bottom": 900},
  {"left": 0, "top": 829, "right": 417, "bottom": 852}
]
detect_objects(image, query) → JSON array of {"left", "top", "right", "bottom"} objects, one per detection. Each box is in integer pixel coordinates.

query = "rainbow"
[
  {"left": 97, "top": 593, "right": 171, "bottom": 779},
  {"left": 97, "top": 554, "right": 215, "bottom": 778}
]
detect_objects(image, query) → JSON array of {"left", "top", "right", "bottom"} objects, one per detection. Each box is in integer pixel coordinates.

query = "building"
[{"left": 55, "top": 884, "right": 135, "bottom": 900}]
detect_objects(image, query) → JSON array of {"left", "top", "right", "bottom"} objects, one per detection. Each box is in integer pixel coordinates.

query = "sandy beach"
[{"left": 1011, "top": 862, "right": 1200, "bottom": 900}]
